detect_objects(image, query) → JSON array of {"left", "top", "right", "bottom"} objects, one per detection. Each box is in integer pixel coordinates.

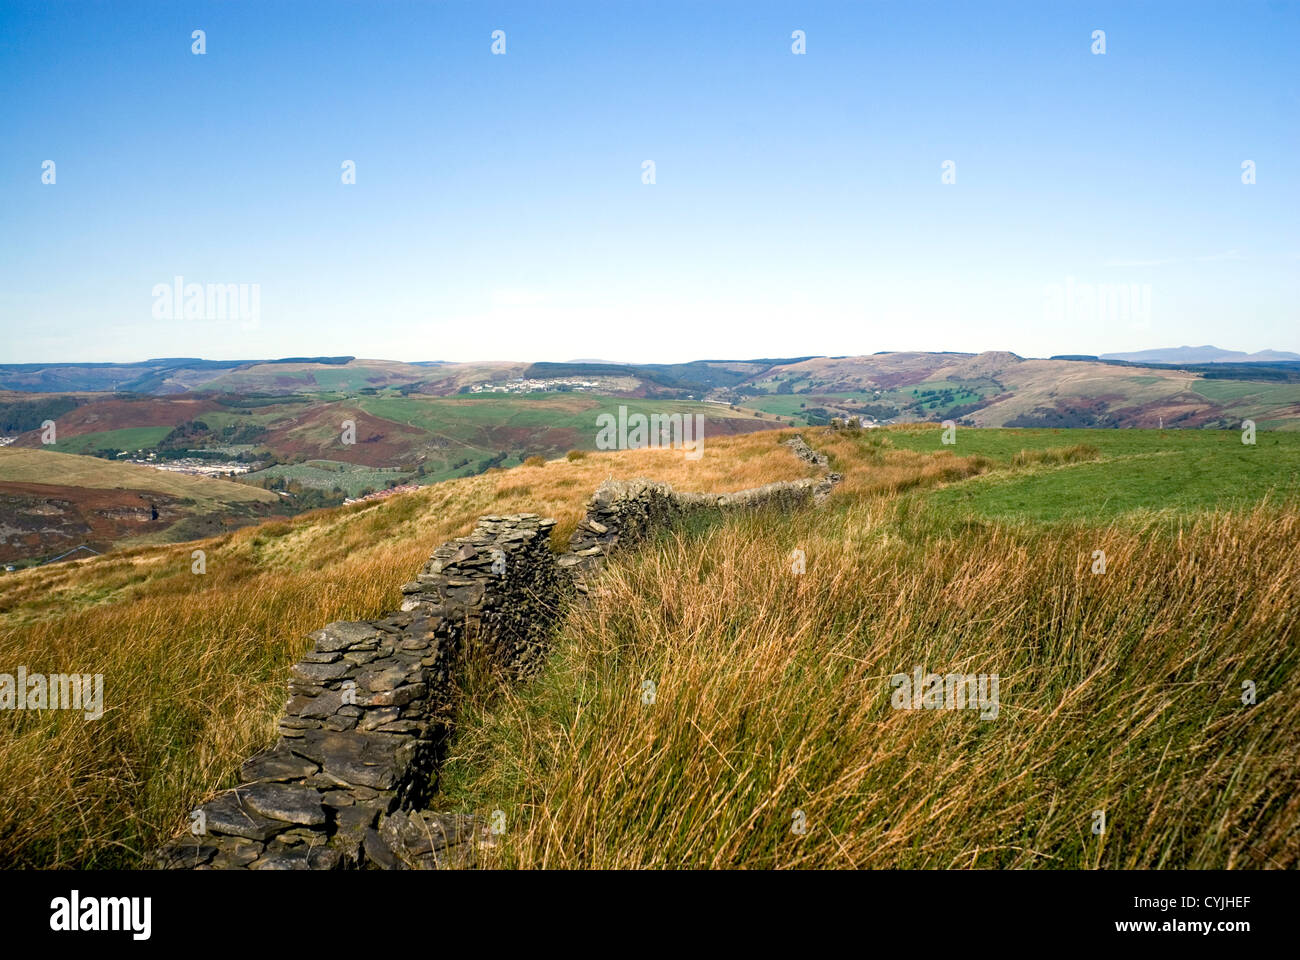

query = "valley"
[{"left": 3, "top": 350, "right": 1299, "bottom": 564}]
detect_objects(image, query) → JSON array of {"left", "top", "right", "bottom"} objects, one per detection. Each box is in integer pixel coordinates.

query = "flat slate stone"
[
  {"left": 203, "top": 791, "right": 288, "bottom": 842},
  {"left": 358, "top": 706, "right": 401, "bottom": 730},
  {"left": 310, "top": 621, "right": 383, "bottom": 652},
  {"left": 359, "top": 662, "right": 412, "bottom": 692},
  {"left": 209, "top": 836, "right": 264, "bottom": 868},
  {"left": 292, "top": 687, "right": 347, "bottom": 719},
  {"left": 366, "top": 682, "right": 427, "bottom": 707},
  {"left": 291, "top": 660, "right": 351, "bottom": 682},
  {"left": 152, "top": 836, "right": 219, "bottom": 869},
  {"left": 290, "top": 729, "right": 406, "bottom": 791},
  {"left": 239, "top": 783, "right": 327, "bottom": 826},
  {"left": 363, "top": 828, "right": 398, "bottom": 869},
  {"left": 249, "top": 848, "right": 311, "bottom": 870},
  {"left": 241, "top": 748, "right": 320, "bottom": 784}
]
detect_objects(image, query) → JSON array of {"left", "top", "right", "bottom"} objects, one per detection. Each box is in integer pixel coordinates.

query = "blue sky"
[{"left": 2, "top": 0, "right": 1296, "bottom": 364}]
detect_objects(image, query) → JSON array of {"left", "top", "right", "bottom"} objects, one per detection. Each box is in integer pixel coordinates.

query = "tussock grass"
[
  {"left": 0, "top": 431, "right": 809, "bottom": 867},
  {"left": 439, "top": 499, "right": 1300, "bottom": 868},
  {"left": 814, "top": 430, "right": 995, "bottom": 498},
  {"left": 1011, "top": 444, "right": 1102, "bottom": 467},
  {"left": 4, "top": 424, "right": 1296, "bottom": 869}
]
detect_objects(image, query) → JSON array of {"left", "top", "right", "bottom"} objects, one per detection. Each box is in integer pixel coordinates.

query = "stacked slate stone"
[
  {"left": 152, "top": 445, "right": 841, "bottom": 870},
  {"left": 784, "top": 434, "right": 842, "bottom": 501},
  {"left": 152, "top": 514, "right": 559, "bottom": 870},
  {"left": 562, "top": 473, "right": 833, "bottom": 592},
  {"left": 401, "top": 513, "right": 561, "bottom": 680}
]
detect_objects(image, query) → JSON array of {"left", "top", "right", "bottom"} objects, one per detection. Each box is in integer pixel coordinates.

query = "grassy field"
[
  {"left": 357, "top": 393, "right": 777, "bottom": 437},
  {"left": 874, "top": 425, "right": 1300, "bottom": 521},
  {"left": 744, "top": 391, "right": 882, "bottom": 420},
  {"left": 432, "top": 427, "right": 1299, "bottom": 869},
  {"left": 439, "top": 497, "right": 1298, "bottom": 868},
  {"left": 1192, "top": 379, "right": 1300, "bottom": 405},
  {"left": 0, "top": 435, "right": 809, "bottom": 867},
  {"left": 0, "top": 425, "right": 1295, "bottom": 868},
  {"left": 0, "top": 447, "right": 278, "bottom": 507},
  {"left": 45, "top": 426, "right": 174, "bottom": 455}
]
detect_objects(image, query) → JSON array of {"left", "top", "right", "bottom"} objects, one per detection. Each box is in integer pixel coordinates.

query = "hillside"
[
  {"left": 6, "top": 353, "right": 1300, "bottom": 437},
  {"left": 734, "top": 351, "right": 1300, "bottom": 430},
  {"left": 440, "top": 482, "right": 1299, "bottom": 868},
  {"left": 0, "top": 448, "right": 282, "bottom": 564},
  {"left": 1100, "top": 345, "right": 1300, "bottom": 364},
  {"left": 0, "top": 426, "right": 1296, "bottom": 868},
  {"left": 4, "top": 391, "right": 781, "bottom": 490}
]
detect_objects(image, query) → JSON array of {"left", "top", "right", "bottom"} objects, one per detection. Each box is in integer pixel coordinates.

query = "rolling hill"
[
  {"left": 0, "top": 447, "right": 283, "bottom": 564},
  {"left": 1, "top": 426, "right": 1295, "bottom": 868},
  {"left": 4, "top": 352, "right": 1300, "bottom": 434},
  {"left": 1099, "top": 345, "right": 1300, "bottom": 364},
  {"left": 730, "top": 351, "right": 1300, "bottom": 430}
]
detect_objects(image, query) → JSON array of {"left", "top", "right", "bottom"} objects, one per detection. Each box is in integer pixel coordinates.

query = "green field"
[
  {"left": 1191, "top": 379, "right": 1300, "bottom": 405},
  {"left": 48, "top": 426, "right": 173, "bottom": 455},
  {"left": 745, "top": 391, "right": 886, "bottom": 420},
  {"left": 868, "top": 426, "right": 1300, "bottom": 522},
  {"left": 357, "top": 393, "right": 751, "bottom": 436},
  {"left": 196, "top": 404, "right": 311, "bottom": 433},
  {"left": 428, "top": 424, "right": 1300, "bottom": 870}
]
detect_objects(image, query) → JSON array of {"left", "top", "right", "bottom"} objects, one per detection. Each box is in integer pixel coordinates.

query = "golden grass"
[
  {"left": 6, "top": 422, "right": 1295, "bottom": 869},
  {"left": 814, "top": 427, "right": 995, "bottom": 499},
  {"left": 0, "top": 429, "right": 810, "bottom": 867},
  {"left": 0, "top": 447, "right": 279, "bottom": 505},
  {"left": 442, "top": 498, "right": 1300, "bottom": 869}
]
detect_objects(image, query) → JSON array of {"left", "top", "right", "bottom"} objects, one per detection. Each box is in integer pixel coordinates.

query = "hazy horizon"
[
  {"left": 3, "top": 0, "right": 1297, "bottom": 364},
  {"left": 4, "top": 342, "right": 1300, "bottom": 369}
]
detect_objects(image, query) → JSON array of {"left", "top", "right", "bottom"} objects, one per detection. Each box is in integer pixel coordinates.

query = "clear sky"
[{"left": 2, "top": 0, "right": 1296, "bottom": 364}]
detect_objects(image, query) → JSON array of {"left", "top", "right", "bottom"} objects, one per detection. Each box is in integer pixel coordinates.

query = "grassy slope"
[
  {"left": 436, "top": 426, "right": 1300, "bottom": 869},
  {"left": 1, "top": 426, "right": 1296, "bottom": 868},
  {"left": 441, "top": 500, "right": 1299, "bottom": 868},
  {"left": 0, "top": 447, "right": 278, "bottom": 506},
  {"left": 0, "top": 434, "right": 809, "bottom": 867},
  {"left": 43, "top": 426, "right": 173, "bottom": 455},
  {"left": 878, "top": 426, "right": 1300, "bottom": 521}
]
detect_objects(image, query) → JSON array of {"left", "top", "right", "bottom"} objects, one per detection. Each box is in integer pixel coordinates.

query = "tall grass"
[
  {"left": 5, "top": 424, "right": 1296, "bottom": 869},
  {"left": 1010, "top": 443, "right": 1101, "bottom": 467},
  {"left": 0, "top": 432, "right": 809, "bottom": 867},
  {"left": 438, "top": 498, "right": 1300, "bottom": 868}
]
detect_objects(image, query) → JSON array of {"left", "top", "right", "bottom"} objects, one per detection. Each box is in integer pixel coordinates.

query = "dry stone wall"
[
  {"left": 152, "top": 514, "right": 556, "bottom": 870},
  {"left": 153, "top": 437, "right": 839, "bottom": 869},
  {"left": 562, "top": 469, "right": 836, "bottom": 593}
]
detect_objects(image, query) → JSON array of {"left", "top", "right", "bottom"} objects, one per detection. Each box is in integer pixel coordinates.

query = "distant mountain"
[{"left": 1100, "top": 346, "right": 1300, "bottom": 364}]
